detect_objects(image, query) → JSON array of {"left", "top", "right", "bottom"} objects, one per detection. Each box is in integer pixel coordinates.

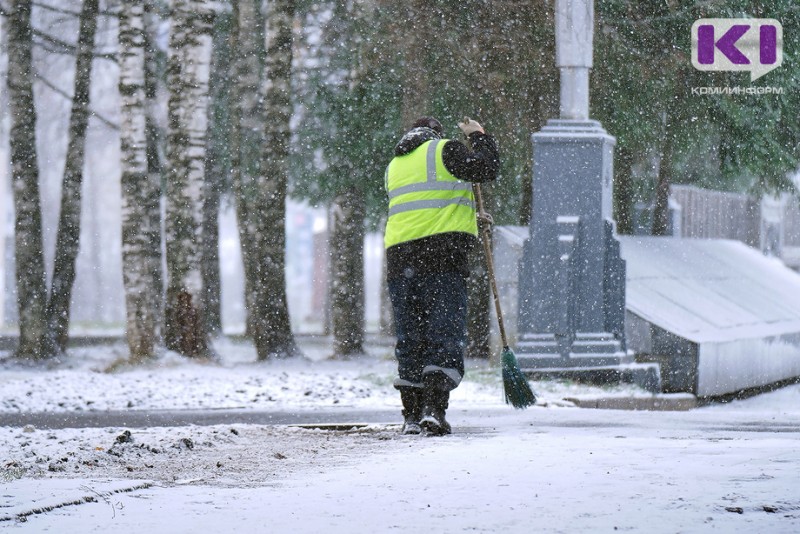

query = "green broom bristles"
[{"left": 501, "top": 346, "right": 536, "bottom": 409}]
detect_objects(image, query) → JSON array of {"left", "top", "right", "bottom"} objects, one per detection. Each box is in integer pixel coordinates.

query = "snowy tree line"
[{"left": 1, "top": 0, "right": 798, "bottom": 363}]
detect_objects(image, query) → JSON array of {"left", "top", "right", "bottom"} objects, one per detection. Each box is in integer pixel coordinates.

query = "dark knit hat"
[{"left": 411, "top": 116, "right": 443, "bottom": 135}]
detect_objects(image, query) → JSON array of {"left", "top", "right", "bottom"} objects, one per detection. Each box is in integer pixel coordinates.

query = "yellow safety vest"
[{"left": 384, "top": 139, "right": 478, "bottom": 249}]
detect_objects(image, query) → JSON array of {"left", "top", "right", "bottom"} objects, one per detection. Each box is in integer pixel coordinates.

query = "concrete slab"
[{"left": 564, "top": 393, "right": 698, "bottom": 411}]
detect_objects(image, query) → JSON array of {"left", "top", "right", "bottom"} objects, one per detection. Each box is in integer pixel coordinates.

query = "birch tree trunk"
[
  {"left": 4, "top": 0, "right": 49, "bottom": 360},
  {"left": 163, "top": 0, "right": 214, "bottom": 358},
  {"left": 46, "top": 0, "right": 100, "bottom": 354},
  {"left": 119, "top": 0, "right": 161, "bottom": 360},
  {"left": 143, "top": 0, "right": 166, "bottom": 340},
  {"left": 329, "top": 186, "right": 366, "bottom": 358},
  {"left": 252, "top": 0, "right": 299, "bottom": 359}
]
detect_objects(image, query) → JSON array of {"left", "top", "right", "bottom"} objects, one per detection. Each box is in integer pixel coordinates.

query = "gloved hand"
[
  {"left": 458, "top": 117, "right": 485, "bottom": 136},
  {"left": 477, "top": 211, "right": 494, "bottom": 226}
]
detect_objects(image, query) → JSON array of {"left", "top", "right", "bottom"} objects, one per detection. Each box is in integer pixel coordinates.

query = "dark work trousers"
[{"left": 388, "top": 270, "right": 467, "bottom": 392}]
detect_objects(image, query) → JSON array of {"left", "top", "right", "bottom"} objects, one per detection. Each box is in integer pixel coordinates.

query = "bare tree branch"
[
  {"left": 32, "top": 28, "right": 116, "bottom": 61},
  {"left": 33, "top": 1, "right": 80, "bottom": 17},
  {"left": 33, "top": 1, "right": 117, "bottom": 18},
  {"left": 33, "top": 67, "right": 119, "bottom": 130}
]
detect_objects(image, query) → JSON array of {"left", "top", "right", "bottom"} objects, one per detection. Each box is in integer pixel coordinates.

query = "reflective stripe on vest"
[
  {"left": 384, "top": 139, "right": 478, "bottom": 249},
  {"left": 388, "top": 197, "right": 475, "bottom": 217}
]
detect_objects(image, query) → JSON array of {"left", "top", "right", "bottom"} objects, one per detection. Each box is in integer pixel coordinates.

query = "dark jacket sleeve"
[{"left": 441, "top": 131, "right": 500, "bottom": 183}]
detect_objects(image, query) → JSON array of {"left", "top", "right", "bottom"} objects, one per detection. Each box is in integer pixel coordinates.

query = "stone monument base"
[{"left": 516, "top": 333, "right": 661, "bottom": 392}]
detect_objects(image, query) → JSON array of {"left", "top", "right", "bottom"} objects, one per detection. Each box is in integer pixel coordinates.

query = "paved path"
[
  {"left": 4, "top": 407, "right": 800, "bottom": 533},
  {"left": 0, "top": 408, "right": 402, "bottom": 429}
]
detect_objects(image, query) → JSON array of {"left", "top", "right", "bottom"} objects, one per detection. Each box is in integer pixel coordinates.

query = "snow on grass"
[{"left": 0, "top": 336, "right": 651, "bottom": 414}]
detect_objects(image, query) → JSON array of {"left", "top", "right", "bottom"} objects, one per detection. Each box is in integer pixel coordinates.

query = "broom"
[{"left": 472, "top": 182, "right": 537, "bottom": 409}]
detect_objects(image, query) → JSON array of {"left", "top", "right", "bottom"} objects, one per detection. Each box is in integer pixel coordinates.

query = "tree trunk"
[
  {"left": 252, "top": 0, "right": 299, "bottom": 359},
  {"left": 202, "top": 10, "right": 232, "bottom": 335},
  {"left": 651, "top": 148, "right": 673, "bottom": 235},
  {"left": 329, "top": 187, "right": 366, "bottom": 358},
  {"left": 378, "top": 249, "right": 393, "bottom": 336},
  {"left": 518, "top": 159, "right": 533, "bottom": 226},
  {"left": 324, "top": 0, "right": 369, "bottom": 357},
  {"left": 463, "top": 6, "right": 501, "bottom": 360},
  {"left": 144, "top": 0, "right": 166, "bottom": 342},
  {"left": 466, "top": 185, "right": 492, "bottom": 360},
  {"left": 46, "top": 0, "right": 100, "bottom": 354},
  {"left": 163, "top": 0, "right": 214, "bottom": 358},
  {"left": 227, "top": 0, "right": 244, "bottom": 334},
  {"left": 652, "top": 68, "right": 685, "bottom": 237},
  {"left": 201, "top": 166, "right": 222, "bottom": 335},
  {"left": 614, "top": 145, "right": 634, "bottom": 235},
  {"left": 230, "top": 0, "right": 264, "bottom": 339},
  {"left": 399, "top": 0, "right": 433, "bottom": 127},
  {"left": 652, "top": 114, "right": 675, "bottom": 236},
  {"left": 5, "top": 0, "right": 49, "bottom": 360},
  {"left": 120, "top": 0, "right": 160, "bottom": 361}
]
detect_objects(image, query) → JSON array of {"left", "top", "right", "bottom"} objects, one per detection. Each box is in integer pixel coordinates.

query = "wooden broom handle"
[{"left": 473, "top": 183, "right": 509, "bottom": 348}]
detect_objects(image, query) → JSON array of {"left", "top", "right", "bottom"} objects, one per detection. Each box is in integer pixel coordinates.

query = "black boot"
[
  {"left": 420, "top": 388, "right": 451, "bottom": 436},
  {"left": 399, "top": 389, "right": 422, "bottom": 435}
]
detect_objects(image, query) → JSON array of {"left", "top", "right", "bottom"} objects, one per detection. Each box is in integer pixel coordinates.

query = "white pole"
[{"left": 555, "top": 0, "right": 594, "bottom": 120}]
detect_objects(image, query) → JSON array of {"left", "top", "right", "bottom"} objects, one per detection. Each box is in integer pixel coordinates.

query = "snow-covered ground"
[
  {"left": 1, "top": 337, "right": 799, "bottom": 532},
  {"left": 0, "top": 336, "right": 650, "bottom": 414}
]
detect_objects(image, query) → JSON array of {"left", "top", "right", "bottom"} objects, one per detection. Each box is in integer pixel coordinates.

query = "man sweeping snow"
[{"left": 383, "top": 116, "right": 500, "bottom": 435}]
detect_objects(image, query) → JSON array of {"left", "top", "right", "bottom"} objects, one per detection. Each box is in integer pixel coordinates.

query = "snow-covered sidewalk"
[{"left": 3, "top": 402, "right": 800, "bottom": 533}]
